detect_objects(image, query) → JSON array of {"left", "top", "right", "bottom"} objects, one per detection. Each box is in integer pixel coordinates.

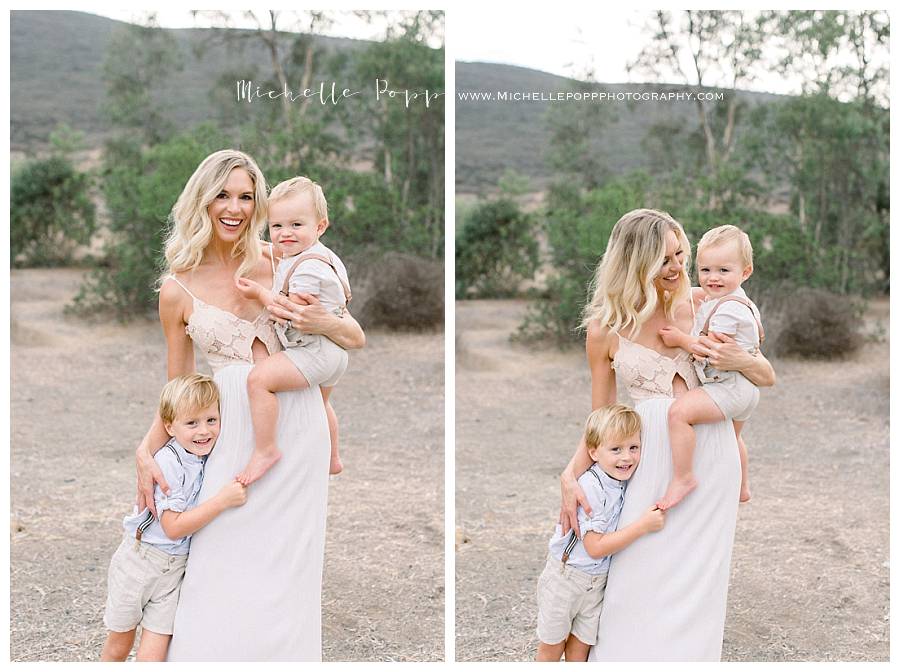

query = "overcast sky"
[{"left": 452, "top": 7, "right": 888, "bottom": 100}]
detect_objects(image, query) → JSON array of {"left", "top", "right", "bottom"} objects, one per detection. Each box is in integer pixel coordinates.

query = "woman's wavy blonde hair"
[
  {"left": 581, "top": 208, "right": 692, "bottom": 338},
  {"left": 162, "top": 149, "right": 268, "bottom": 280}
]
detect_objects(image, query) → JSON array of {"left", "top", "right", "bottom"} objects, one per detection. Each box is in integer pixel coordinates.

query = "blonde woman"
[
  {"left": 133, "top": 150, "right": 364, "bottom": 661},
  {"left": 558, "top": 209, "right": 774, "bottom": 661}
]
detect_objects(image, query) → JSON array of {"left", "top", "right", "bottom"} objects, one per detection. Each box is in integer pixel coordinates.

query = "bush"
[
  {"left": 11, "top": 155, "right": 95, "bottom": 266},
  {"left": 348, "top": 251, "right": 443, "bottom": 330},
  {"left": 455, "top": 198, "right": 538, "bottom": 298},
  {"left": 71, "top": 126, "right": 228, "bottom": 318},
  {"left": 756, "top": 286, "right": 862, "bottom": 359},
  {"left": 518, "top": 174, "right": 650, "bottom": 345}
]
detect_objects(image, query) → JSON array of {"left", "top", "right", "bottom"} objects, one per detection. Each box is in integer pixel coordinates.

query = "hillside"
[
  {"left": 10, "top": 11, "right": 367, "bottom": 152},
  {"left": 455, "top": 61, "right": 783, "bottom": 194}
]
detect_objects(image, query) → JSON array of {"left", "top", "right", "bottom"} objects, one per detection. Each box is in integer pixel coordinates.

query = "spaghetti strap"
[
  {"left": 268, "top": 242, "right": 276, "bottom": 275},
  {"left": 166, "top": 274, "right": 198, "bottom": 301}
]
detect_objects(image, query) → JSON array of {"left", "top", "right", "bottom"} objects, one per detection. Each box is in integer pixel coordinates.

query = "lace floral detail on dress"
[
  {"left": 184, "top": 300, "right": 281, "bottom": 375},
  {"left": 612, "top": 335, "right": 699, "bottom": 403}
]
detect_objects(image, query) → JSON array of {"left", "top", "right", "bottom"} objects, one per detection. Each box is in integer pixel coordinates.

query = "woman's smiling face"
[
  {"left": 207, "top": 167, "right": 255, "bottom": 244},
  {"left": 654, "top": 229, "right": 685, "bottom": 293}
]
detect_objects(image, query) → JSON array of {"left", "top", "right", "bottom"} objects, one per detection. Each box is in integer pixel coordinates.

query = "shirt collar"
[
  {"left": 590, "top": 463, "right": 626, "bottom": 493},
  {"left": 727, "top": 286, "right": 748, "bottom": 300},
  {"left": 169, "top": 438, "right": 205, "bottom": 466}
]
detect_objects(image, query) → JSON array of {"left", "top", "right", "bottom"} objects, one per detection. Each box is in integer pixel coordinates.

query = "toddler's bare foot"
[
  {"left": 329, "top": 454, "right": 343, "bottom": 476},
  {"left": 657, "top": 475, "right": 697, "bottom": 511},
  {"left": 237, "top": 449, "right": 282, "bottom": 486},
  {"left": 739, "top": 483, "right": 751, "bottom": 503}
]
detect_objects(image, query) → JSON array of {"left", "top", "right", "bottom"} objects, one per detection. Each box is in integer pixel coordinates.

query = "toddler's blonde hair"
[
  {"left": 158, "top": 374, "right": 220, "bottom": 425},
  {"left": 269, "top": 176, "right": 329, "bottom": 223},
  {"left": 584, "top": 404, "right": 642, "bottom": 452},
  {"left": 697, "top": 225, "right": 753, "bottom": 269}
]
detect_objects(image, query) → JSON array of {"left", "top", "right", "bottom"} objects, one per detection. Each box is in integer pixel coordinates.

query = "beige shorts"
[
  {"left": 536, "top": 555, "right": 608, "bottom": 646},
  {"left": 283, "top": 336, "right": 348, "bottom": 388},
  {"left": 103, "top": 535, "right": 188, "bottom": 635},
  {"left": 701, "top": 371, "right": 759, "bottom": 422}
]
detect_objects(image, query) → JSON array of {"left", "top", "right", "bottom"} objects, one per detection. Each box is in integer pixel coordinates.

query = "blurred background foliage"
[
  {"left": 11, "top": 10, "right": 444, "bottom": 328},
  {"left": 456, "top": 10, "right": 888, "bottom": 356}
]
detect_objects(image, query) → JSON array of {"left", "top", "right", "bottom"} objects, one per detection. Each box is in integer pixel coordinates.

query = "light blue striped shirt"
[
  {"left": 547, "top": 464, "right": 626, "bottom": 575},
  {"left": 122, "top": 439, "right": 205, "bottom": 555}
]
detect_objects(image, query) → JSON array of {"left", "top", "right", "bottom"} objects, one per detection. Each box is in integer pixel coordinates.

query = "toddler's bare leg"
[
  {"left": 100, "top": 629, "right": 136, "bottom": 661},
  {"left": 135, "top": 629, "right": 171, "bottom": 662},
  {"left": 536, "top": 639, "right": 566, "bottom": 661},
  {"left": 322, "top": 386, "right": 342, "bottom": 475},
  {"left": 735, "top": 420, "right": 750, "bottom": 502},
  {"left": 242, "top": 352, "right": 310, "bottom": 485},
  {"left": 564, "top": 635, "right": 591, "bottom": 661},
  {"left": 658, "top": 388, "right": 725, "bottom": 510}
]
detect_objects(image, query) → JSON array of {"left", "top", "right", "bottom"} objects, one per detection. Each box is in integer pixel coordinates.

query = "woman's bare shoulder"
[{"left": 585, "top": 319, "right": 616, "bottom": 360}]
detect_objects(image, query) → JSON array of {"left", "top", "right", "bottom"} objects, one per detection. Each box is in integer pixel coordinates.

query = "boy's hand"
[
  {"left": 658, "top": 326, "right": 684, "bottom": 348},
  {"left": 639, "top": 506, "right": 666, "bottom": 533},
  {"left": 217, "top": 480, "right": 248, "bottom": 508},
  {"left": 235, "top": 277, "right": 262, "bottom": 301}
]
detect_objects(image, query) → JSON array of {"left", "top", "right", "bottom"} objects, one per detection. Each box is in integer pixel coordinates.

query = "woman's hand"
[
  {"left": 267, "top": 293, "right": 331, "bottom": 332},
  {"left": 694, "top": 332, "right": 749, "bottom": 370},
  {"left": 560, "top": 469, "right": 593, "bottom": 538},
  {"left": 136, "top": 443, "right": 169, "bottom": 518},
  {"left": 268, "top": 293, "right": 365, "bottom": 350},
  {"left": 695, "top": 331, "right": 775, "bottom": 386}
]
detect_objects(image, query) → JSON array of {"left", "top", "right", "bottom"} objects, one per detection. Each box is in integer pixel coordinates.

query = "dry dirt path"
[
  {"left": 10, "top": 268, "right": 444, "bottom": 662},
  {"left": 455, "top": 299, "right": 888, "bottom": 662}
]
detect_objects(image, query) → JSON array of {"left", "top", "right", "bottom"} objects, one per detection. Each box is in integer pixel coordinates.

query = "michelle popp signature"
[{"left": 235, "top": 79, "right": 443, "bottom": 108}]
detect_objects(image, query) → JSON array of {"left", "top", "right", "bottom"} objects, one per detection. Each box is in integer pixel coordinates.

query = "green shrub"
[
  {"left": 518, "top": 174, "right": 650, "bottom": 345},
  {"left": 71, "top": 125, "right": 228, "bottom": 318},
  {"left": 11, "top": 155, "right": 95, "bottom": 266},
  {"left": 455, "top": 198, "right": 538, "bottom": 298}
]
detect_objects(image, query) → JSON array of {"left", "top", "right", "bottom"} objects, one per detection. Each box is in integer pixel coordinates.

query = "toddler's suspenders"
[
  {"left": 279, "top": 253, "right": 352, "bottom": 307},
  {"left": 560, "top": 467, "right": 605, "bottom": 565},
  {"left": 134, "top": 443, "right": 183, "bottom": 545},
  {"left": 700, "top": 296, "right": 765, "bottom": 344}
]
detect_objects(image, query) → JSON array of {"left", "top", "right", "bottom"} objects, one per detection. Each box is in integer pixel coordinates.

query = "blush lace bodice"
[
  {"left": 168, "top": 277, "right": 281, "bottom": 375},
  {"left": 612, "top": 334, "right": 699, "bottom": 403}
]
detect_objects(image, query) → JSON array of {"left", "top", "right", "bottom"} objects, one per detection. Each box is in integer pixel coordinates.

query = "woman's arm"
[
  {"left": 695, "top": 332, "right": 776, "bottom": 387},
  {"left": 560, "top": 322, "right": 617, "bottom": 536},
  {"left": 267, "top": 293, "right": 365, "bottom": 350},
  {"left": 136, "top": 281, "right": 196, "bottom": 515}
]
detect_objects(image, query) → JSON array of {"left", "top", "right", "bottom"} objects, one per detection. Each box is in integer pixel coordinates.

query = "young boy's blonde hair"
[
  {"left": 268, "top": 176, "right": 329, "bottom": 223},
  {"left": 583, "top": 404, "right": 642, "bottom": 451},
  {"left": 697, "top": 225, "right": 753, "bottom": 269},
  {"left": 158, "top": 374, "right": 220, "bottom": 425}
]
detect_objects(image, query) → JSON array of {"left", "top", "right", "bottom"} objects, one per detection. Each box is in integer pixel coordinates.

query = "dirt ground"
[
  {"left": 9, "top": 268, "right": 444, "bottom": 662},
  {"left": 455, "top": 298, "right": 889, "bottom": 662}
]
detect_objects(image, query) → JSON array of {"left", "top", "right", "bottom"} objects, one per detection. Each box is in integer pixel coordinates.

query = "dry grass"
[
  {"left": 455, "top": 298, "right": 889, "bottom": 662},
  {"left": 10, "top": 268, "right": 444, "bottom": 662}
]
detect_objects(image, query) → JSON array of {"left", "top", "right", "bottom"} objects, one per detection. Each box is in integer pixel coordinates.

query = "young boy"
[
  {"left": 100, "top": 374, "right": 247, "bottom": 662},
  {"left": 235, "top": 176, "right": 350, "bottom": 485},
  {"left": 536, "top": 405, "right": 665, "bottom": 662},
  {"left": 657, "top": 224, "right": 764, "bottom": 510}
]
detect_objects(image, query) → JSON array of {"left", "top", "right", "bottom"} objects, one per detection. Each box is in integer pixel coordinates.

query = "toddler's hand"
[
  {"left": 218, "top": 480, "right": 248, "bottom": 508},
  {"left": 235, "top": 277, "right": 261, "bottom": 300},
  {"left": 658, "top": 326, "right": 682, "bottom": 348},
  {"left": 640, "top": 506, "right": 665, "bottom": 533}
]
